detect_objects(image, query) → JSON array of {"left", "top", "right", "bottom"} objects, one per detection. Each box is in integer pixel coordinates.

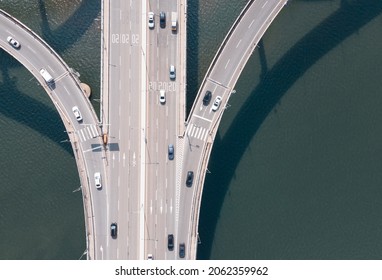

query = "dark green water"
[{"left": 1, "top": 0, "right": 382, "bottom": 259}]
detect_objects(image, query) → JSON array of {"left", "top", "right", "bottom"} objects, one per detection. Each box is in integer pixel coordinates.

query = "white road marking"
[
  {"left": 160, "top": 200, "right": 163, "bottom": 214},
  {"left": 27, "top": 45, "right": 36, "bottom": 54},
  {"left": 200, "top": 129, "right": 206, "bottom": 141},
  {"left": 225, "top": 59, "right": 230, "bottom": 69},
  {"left": 236, "top": 39, "right": 242, "bottom": 48},
  {"left": 166, "top": 106, "right": 168, "bottom": 117},
  {"left": 156, "top": 142, "right": 158, "bottom": 153},
  {"left": 248, "top": 19, "right": 255, "bottom": 29},
  {"left": 193, "top": 114, "right": 212, "bottom": 122},
  {"left": 166, "top": 129, "right": 168, "bottom": 140},
  {"left": 86, "top": 126, "right": 92, "bottom": 138},
  {"left": 133, "top": 152, "right": 136, "bottom": 167},
  {"left": 90, "top": 125, "right": 98, "bottom": 137},
  {"left": 63, "top": 85, "right": 71, "bottom": 96},
  {"left": 262, "top": 1, "right": 268, "bottom": 9},
  {"left": 190, "top": 126, "right": 196, "bottom": 137},
  {"left": 197, "top": 127, "right": 203, "bottom": 139},
  {"left": 204, "top": 130, "right": 209, "bottom": 141},
  {"left": 150, "top": 200, "right": 153, "bottom": 214},
  {"left": 80, "top": 129, "right": 86, "bottom": 141},
  {"left": 112, "top": 153, "right": 115, "bottom": 168},
  {"left": 170, "top": 198, "right": 173, "bottom": 213},
  {"left": 123, "top": 153, "right": 126, "bottom": 167}
]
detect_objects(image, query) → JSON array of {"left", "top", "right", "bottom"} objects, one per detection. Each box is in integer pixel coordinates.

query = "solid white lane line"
[{"left": 193, "top": 114, "right": 212, "bottom": 122}]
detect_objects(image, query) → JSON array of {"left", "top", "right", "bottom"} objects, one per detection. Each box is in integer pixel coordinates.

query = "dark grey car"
[
  {"left": 179, "top": 243, "right": 185, "bottom": 258},
  {"left": 111, "top": 223, "right": 118, "bottom": 238},
  {"left": 203, "top": 90, "right": 212, "bottom": 105},
  {"left": 186, "top": 171, "right": 194, "bottom": 187},
  {"left": 168, "top": 234, "right": 174, "bottom": 251},
  {"left": 168, "top": 144, "right": 174, "bottom": 160},
  {"left": 160, "top": 11, "right": 166, "bottom": 28}
]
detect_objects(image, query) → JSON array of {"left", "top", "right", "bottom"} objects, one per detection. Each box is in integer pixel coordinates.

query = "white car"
[
  {"left": 94, "top": 172, "right": 102, "bottom": 189},
  {"left": 147, "top": 254, "right": 154, "bottom": 260},
  {"left": 159, "top": 89, "right": 166, "bottom": 104},
  {"left": 169, "top": 65, "right": 176, "bottom": 80},
  {"left": 211, "top": 96, "right": 222, "bottom": 111},
  {"left": 7, "top": 36, "right": 20, "bottom": 49},
  {"left": 72, "top": 106, "right": 83, "bottom": 122},
  {"left": 148, "top": 12, "right": 155, "bottom": 29}
]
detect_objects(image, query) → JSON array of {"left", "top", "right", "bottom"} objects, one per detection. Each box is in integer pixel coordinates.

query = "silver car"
[{"left": 169, "top": 65, "right": 176, "bottom": 80}]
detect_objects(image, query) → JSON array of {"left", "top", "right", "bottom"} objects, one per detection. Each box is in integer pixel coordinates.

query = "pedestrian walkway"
[
  {"left": 186, "top": 123, "right": 209, "bottom": 142},
  {"left": 76, "top": 124, "right": 99, "bottom": 142}
]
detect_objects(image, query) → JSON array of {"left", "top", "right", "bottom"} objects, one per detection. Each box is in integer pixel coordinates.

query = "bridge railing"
[
  {"left": 186, "top": 0, "right": 255, "bottom": 123},
  {"left": 0, "top": 9, "right": 99, "bottom": 260}
]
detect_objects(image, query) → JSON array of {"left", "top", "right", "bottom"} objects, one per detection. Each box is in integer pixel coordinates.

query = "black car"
[
  {"left": 160, "top": 11, "right": 166, "bottom": 28},
  {"left": 179, "top": 243, "right": 185, "bottom": 258},
  {"left": 203, "top": 90, "right": 212, "bottom": 106},
  {"left": 168, "top": 144, "right": 174, "bottom": 160},
  {"left": 186, "top": 171, "right": 194, "bottom": 187},
  {"left": 167, "top": 234, "right": 174, "bottom": 251},
  {"left": 110, "top": 223, "right": 118, "bottom": 238}
]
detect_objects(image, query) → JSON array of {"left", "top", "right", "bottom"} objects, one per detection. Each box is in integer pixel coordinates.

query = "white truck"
[
  {"left": 171, "top": 12, "right": 177, "bottom": 32},
  {"left": 39, "top": 68, "right": 54, "bottom": 84}
]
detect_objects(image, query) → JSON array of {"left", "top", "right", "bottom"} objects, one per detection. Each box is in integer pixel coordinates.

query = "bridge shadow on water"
[
  {"left": 0, "top": 0, "right": 101, "bottom": 155},
  {"left": 0, "top": 52, "right": 74, "bottom": 155},
  {"left": 38, "top": 0, "right": 101, "bottom": 53},
  {"left": 197, "top": 0, "right": 382, "bottom": 259}
]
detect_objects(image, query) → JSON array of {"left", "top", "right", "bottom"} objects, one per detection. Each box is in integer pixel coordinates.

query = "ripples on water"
[
  {"left": 1, "top": 0, "right": 382, "bottom": 260},
  {"left": 0, "top": 0, "right": 100, "bottom": 259}
]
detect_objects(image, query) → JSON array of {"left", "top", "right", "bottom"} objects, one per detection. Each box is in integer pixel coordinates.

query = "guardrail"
[{"left": 0, "top": 9, "right": 99, "bottom": 260}]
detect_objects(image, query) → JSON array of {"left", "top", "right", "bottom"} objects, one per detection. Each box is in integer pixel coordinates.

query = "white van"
[{"left": 39, "top": 68, "right": 53, "bottom": 84}]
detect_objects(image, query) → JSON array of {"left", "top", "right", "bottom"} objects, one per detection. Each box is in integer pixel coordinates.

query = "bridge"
[{"left": 0, "top": 0, "right": 286, "bottom": 260}]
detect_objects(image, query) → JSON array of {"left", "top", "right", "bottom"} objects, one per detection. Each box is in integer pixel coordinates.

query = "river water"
[{"left": 1, "top": 0, "right": 382, "bottom": 259}]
